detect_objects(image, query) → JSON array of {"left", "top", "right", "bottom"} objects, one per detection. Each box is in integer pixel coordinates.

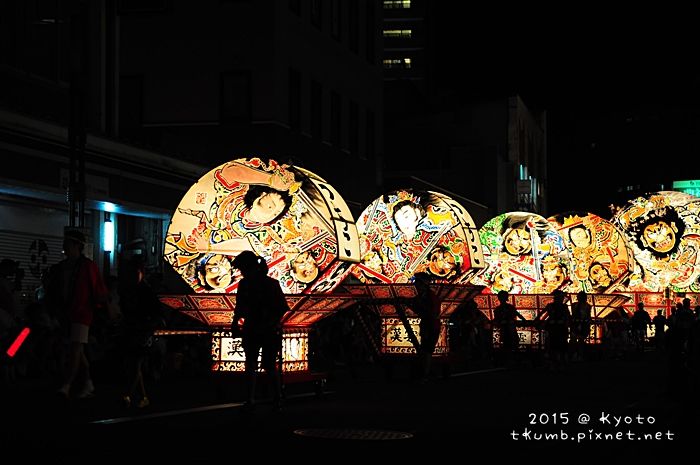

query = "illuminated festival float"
[
  {"left": 347, "top": 189, "right": 485, "bottom": 357},
  {"left": 547, "top": 212, "right": 634, "bottom": 293},
  {"left": 351, "top": 189, "right": 484, "bottom": 284},
  {"left": 472, "top": 212, "right": 572, "bottom": 294},
  {"left": 471, "top": 212, "right": 618, "bottom": 349},
  {"left": 160, "top": 157, "right": 361, "bottom": 374},
  {"left": 610, "top": 191, "right": 700, "bottom": 339},
  {"left": 612, "top": 191, "right": 700, "bottom": 293}
]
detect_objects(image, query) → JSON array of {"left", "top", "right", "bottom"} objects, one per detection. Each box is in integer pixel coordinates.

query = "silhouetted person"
[
  {"left": 493, "top": 290, "right": 525, "bottom": 365},
  {"left": 630, "top": 302, "right": 651, "bottom": 352},
  {"left": 231, "top": 251, "right": 289, "bottom": 411},
  {"left": 407, "top": 272, "right": 441, "bottom": 381},
  {"left": 570, "top": 291, "right": 592, "bottom": 361},
  {"left": 666, "top": 299, "right": 695, "bottom": 394},
  {"left": 652, "top": 309, "right": 667, "bottom": 350},
  {"left": 537, "top": 290, "right": 570, "bottom": 371},
  {"left": 0, "top": 259, "right": 20, "bottom": 383},
  {"left": 450, "top": 298, "right": 487, "bottom": 363},
  {"left": 0, "top": 259, "right": 18, "bottom": 320},
  {"left": 119, "top": 258, "right": 163, "bottom": 409},
  {"left": 604, "top": 306, "right": 628, "bottom": 360},
  {"left": 45, "top": 229, "right": 108, "bottom": 399}
]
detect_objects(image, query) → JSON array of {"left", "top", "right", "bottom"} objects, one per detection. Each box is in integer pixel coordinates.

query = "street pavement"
[{"left": 1, "top": 351, "right": 697, "bottom": 462}]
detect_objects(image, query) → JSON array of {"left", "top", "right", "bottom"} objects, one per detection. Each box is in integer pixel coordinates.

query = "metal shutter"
[{"left": 0, "top": 230, "right": 65, "bottom": 309}]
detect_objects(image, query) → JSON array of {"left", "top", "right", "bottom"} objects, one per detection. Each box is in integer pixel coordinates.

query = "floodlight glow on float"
[
  {"left": 350, "top": 188, "right": 484, "bottom": 284},
  {"left": 160, "top": 157, "right": 361, "bottom": 372},
  {"left": 472, "top": 212, "right": 572, "bottom": 294},
  {"left": 547, "top": 212, "right": 634, "bottom": 294},
  {"left": 612, "top": 191, "right": 700, "bottom": 292}
]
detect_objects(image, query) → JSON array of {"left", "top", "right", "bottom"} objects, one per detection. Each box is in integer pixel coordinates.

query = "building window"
[
  {"left": 348, "top": 0, "right": 359, "bottom": 53},
  {"left": 383, "top": 58, "right": 412, "bottom": 69},
  {"left": 221, "top": 71, "right": 251, "bottom": 122},
  {"left": 349, "top": 100, "right": 358, "bottom": 156},
  {"left": 289, "top": 68, "right": 301, "bottom": 132},
  {"left": 330, "top": 91, "right": 341, "bottom": 148},
  {"left": 383, "top": 29, "right": 412, "bottom": 38},
  {"left": 383, "top": 0, "right": 411, "bottom": 8},
  {"left": 310, "top": 0, "right": 322, "bottom": 30},
  {"left": 310, "top": 80, "right": 322, "bottom": 140}
]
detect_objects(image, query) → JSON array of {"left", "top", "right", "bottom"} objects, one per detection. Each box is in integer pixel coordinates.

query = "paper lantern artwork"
[
  {"left": 548, "top": 212, "right": 634, "bottom": 293},
  {"left": 164, "top": 157, "right": 360, "bottom": 295},
  {"left": 473, "top": 212, "right": 572, "bottom": 294},
  {"left": 613, "top": 191, "right": 700, "bottom": 292},
  {"left": 350, "top": 189, "right": 484, "bottom": 284}
]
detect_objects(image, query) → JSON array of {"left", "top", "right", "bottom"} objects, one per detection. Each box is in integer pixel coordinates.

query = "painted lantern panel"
[
  {"left": 473, "top": 212, "right": 572, "bottom": 294},
  {"left": 548, "top": 212, "right": 634, "bottom": 293},
  {"left": 350, "top": 189, "right": 484, "bottom": 283},
  {"left": 164, "top": 158, "right": 360, "bottom": 294},
  {"left": 613, "top": 191, "right": 700, "bottom": 292}
]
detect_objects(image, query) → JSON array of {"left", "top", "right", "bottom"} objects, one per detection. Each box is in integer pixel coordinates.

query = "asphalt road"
[{"left": 1, "top": 351, "right": 696, "bottom": 462}]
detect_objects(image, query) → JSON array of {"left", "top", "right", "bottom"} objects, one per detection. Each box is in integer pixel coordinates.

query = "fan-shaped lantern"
[
  {"left": 164, "top": 157, "right": 360, "bottom": 294},
  {"left": 350, "top": 189, "right": 484, "bottom": 283},
  {"left": 473, "top": 212, "right": 572, "bottom": 294},
  {"left": 612, "top": 191, "right": 700, "bottom": 292},
  {"left": 548, "top": 212, "right": 634, "bottom": 293}
]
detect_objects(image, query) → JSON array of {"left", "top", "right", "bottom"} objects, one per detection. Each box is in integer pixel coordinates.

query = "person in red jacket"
[{"left": 48, "top": 229, "right": 108, "bottom": 399}]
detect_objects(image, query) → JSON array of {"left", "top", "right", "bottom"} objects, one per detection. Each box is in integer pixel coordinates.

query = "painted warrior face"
[
  {"left": 642, "top": 220, "right": 677, "bottom": 254},
  {"left": 248, "top": 191, "right": 287, "bottom": 224},
  {"left": 569, "top": 226, "right": 592, "bottom": 248},
  {"left": 291, "top": 251, "right": 318, "bottom": 283},
  {"left": 504, "top": 228, "right": 531, "bottom": 256},
  {"left": 202, "top": 255, "right": 232, "bottom": 289},
  {"left": 429, "top": 249, "right": 456, "bottom": 277},
  {"left": 393, "top": 204, "right": 421, "bottom": 238},
  {"left": 589, "top": 262, "right": 612, "bottom": 288}
]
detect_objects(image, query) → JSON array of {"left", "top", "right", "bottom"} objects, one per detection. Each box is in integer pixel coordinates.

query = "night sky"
[{"left": 428, "top": 12, "right": 700, "bottom": 218}]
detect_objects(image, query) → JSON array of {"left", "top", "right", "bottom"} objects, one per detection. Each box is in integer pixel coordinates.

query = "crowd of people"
[
  {"left": 4, "top": 231, "right": 700, "bottom": 409},
  {"left": 0, "top": 229, "right": 200, "bottom": 408},
  {"left": 448, "top": 289, "right": 700, "bottom": 390}
]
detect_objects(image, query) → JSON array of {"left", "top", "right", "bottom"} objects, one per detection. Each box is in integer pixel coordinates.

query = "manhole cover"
[{"left": 293, "top": 428, "right": 413, "bottom": 440}]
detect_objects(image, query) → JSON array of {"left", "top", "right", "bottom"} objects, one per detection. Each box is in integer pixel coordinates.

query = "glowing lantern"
[
  {"left": 350, "top": 189, "right": 484, "bottom": 284},
  {"left": 164, "top": 157, "right": 360, "bottom": 295},
  {"left": 473, "top": 212, "right": 572, "bottom": 294},
  {"left": 548, "top": 212, "right": 634, "bottom": 293},
  {"left": 612, "top": 191, "right": 700, "bottom": 292}
]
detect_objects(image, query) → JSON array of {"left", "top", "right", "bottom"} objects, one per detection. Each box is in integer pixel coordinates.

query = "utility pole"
[{"left": 68, "top": 2, "right": 88, "bottom": 229}]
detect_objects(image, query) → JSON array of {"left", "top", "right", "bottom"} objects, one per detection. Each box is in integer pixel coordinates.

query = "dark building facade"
[
  {"left": 0, "top": 0, "right": 384, "bottom": 302},
  {"left": 117, "top": 0, "right": 383, "bottom": 209},
  {"left": 380, "top": 1, "right": 547, "bottom": 226}
]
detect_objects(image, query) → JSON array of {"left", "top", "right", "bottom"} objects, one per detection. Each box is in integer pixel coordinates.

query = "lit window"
[
  {"left": 382, "top": 58, "right": 412, "bottom": 69},
  {"left": 383, "top": 0, "right": 411, "bottom": 8},
  {"left": 383, "top": 29, "right": 412, "bottom": 38}
]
